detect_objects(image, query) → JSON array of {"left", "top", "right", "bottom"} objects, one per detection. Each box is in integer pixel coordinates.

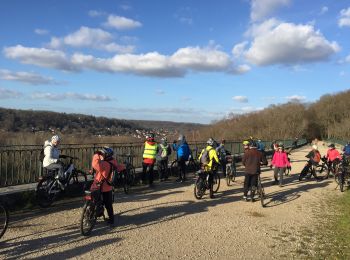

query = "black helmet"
[
  {"left": 328, "top": 143, "right": 335, "bottom": 148},
  {"left": 249, "top": 140, "right": 257, "bottom": 148},
  {"left": 146, "top": 133, "right": 155, "bottom": 141}
]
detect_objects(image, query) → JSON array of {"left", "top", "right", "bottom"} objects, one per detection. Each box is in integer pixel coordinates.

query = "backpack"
[
  {"left": 313, "top": 151, "right": 321, "bottom": 163},
  {"left": 160, "top": 144, "right": 168, "bottom": 158},
  {"left": 200, "top": 147, "right": 213, "bottom": 165}
]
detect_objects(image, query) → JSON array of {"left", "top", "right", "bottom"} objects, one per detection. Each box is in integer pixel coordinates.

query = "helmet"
[
  {"left": 243, "top": 140, "right": 250, "bottom": 146},
  {"left": 328, "top": 143, "right": 335, "bottom": 148},
  {"left": 312, "top": 144, "right": 318, "bottom": 150},
  {"left": 146, "top": 133, "right": 155, "bottom": 141},
  {"left": 178, "top": 134, "right": 185, "bottom": 141},
  {"left": 207, "top": 138, "right": 215, "bottom": 146},
  {"left": 278, "top": 142, "right": 284, "bottom": 147},
  {"left": 161, "top": 137, "right": 168, "bottom": 144},
  {"left": 99, "top": 146, "right": 114, "bottom": 159},
  {"left": 51, "top": 135, "right": 61, "bottom": 143}
]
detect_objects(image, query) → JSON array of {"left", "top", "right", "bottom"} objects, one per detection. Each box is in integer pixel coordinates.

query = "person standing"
[
  {"left": 172, "top": 134, "right": 190, "bottom": 182},
  {"left": 91, "top": 147, "right": 125, "bottom": 226},
  {"left": 199, "top": 138, "right": 220, "bottom": 198},
  {"left": 142, "top": 133, "right": 159, "bottom": 187},
  {"left": 216, "top": 139, "right": 229, "bottom": 177},
  {"left": 157, "top": 137, "right": 172, "bottom": 181},
  {"left": 242, "top": 141, "right": 267, "bottom": 201},
  {"left": 271, "top": 143, "right": 290, "bottom": 186}
]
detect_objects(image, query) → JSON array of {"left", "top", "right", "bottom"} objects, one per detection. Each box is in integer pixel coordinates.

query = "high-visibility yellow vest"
[{"left": 143, "top": 142, "right": 157, "bottom": 159}]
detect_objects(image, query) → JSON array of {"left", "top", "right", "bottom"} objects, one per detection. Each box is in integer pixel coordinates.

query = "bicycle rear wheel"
[
  {"left": 339, "top": 172, "right": 345, "bottom": 192},
  {"left": 36, "top": 176, "right": 56, "bottom": 208},
  {"left": 0, "top": 203, "right": 9, "bottom": 239},
  {"left": 258, "top": 177, "right": 265, "bottom": 207},
  {"left": 67, "top": 169, "right": 88, "bottom": 194},
  {"left": 80, "top": 201, "right": 97, "bottom": 236},
  {"left": 170, "top": 160, "right": 178, "bottom": 177},
  {"left": 225, "top": 165, "right": 231, "bottom": 186},
  {"left": 194, "top": 177, "right": 206, "bottom": 200}
]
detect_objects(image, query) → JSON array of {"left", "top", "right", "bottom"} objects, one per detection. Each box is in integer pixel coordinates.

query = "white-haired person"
[{"left": 43, "top": 135, "right": 67, "bottom": 185}]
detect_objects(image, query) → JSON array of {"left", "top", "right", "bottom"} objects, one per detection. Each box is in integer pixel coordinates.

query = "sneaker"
[{"left": 243, "top": 195, "right": 249, "bottom": 201}]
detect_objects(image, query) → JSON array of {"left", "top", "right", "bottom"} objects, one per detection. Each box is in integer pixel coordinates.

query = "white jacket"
[{"left": 43, "top": 140, "right": 60, "bottom": 167}]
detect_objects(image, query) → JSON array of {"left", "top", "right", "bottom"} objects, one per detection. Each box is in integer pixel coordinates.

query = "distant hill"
[{"left": 0, "top": 107, "right": 204, "bottom": 139}]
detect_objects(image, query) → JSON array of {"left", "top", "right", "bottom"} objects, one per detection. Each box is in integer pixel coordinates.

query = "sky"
[{"left": 0, "top": 0, "right": 349, "bottom": 124}]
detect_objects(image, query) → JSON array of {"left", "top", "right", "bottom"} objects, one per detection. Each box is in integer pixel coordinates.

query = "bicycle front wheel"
[
  {"left": 226, "top": 165, "right": 231, "bottom": 186},
  {"left": 36, "top": 176, "right": 56, "bottom": 208},
  {"left": 0, "top": 203, "right": 9, "bottom": 239},
  {"left": 258, "top": 178, "right": 265, "bottom": 207},
  {"left": 80, "top": 201, "right": 97, "bottom": 236},
  {"left": 194, "top": 177, "right": 205, "bottom": 200},
  {"left": 213, "top": 173, "right": 220, "bottom": 193}
]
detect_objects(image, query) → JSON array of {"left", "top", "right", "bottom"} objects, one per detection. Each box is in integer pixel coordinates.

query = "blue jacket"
[
  {"left": 344, "top": 144, "right": 350, "bottom": 156},
  {"left": 172, "top": 141, "right": 190, "bottom": 160}
]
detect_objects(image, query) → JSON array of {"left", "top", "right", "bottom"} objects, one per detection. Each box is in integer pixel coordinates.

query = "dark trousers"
[
  {"left": 177, "top": 157, "right": 186, "bottom": 180},
  {"left": 142, "top": 162, "right": 154, "bottom": 185},
  {"left": 102, "top": 191, "right": 114, "bottom": 223},
  {"left": 300, "top": 161, "right": 318, "bottom": 179},
  {"left": 243, "top": 173, "right": 258, "bottom": 196},
  {"left": 274, "top": 167, "right": 285, "bottom": 185},
  {"left": 208, "top": 171, "right": 214, "bottom": 197},
  {"left": 45, "top": 163, "right": 64, "bottom": 180},
  {"left": 220, "top": 158, "right": 227, "bottom": 176},
  {"left": 158, "top": 159, "right": 168, "bottom": 180}
]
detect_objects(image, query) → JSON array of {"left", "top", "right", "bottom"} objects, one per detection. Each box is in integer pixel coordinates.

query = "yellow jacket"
[{"left": 198, "top": 145, "right": 219, "bottom": 171}]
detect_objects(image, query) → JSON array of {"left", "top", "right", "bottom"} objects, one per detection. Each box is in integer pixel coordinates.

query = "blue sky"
[{"left": 0, "top": 0, "right": 349, "bottom": 124}]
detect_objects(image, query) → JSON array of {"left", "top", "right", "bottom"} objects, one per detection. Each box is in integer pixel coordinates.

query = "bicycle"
[
  {"left": 253, "top": 174, "right": 265, "bottom": 207},
  {"left": 193, "top": 168, "right": 220, "bottom": 199},
  {"left": 115, "top": 154, "right": 136, "bottom": 194},
  {"left": 36, "top": 156, "right": 87, "bottom": 208},
  {"left": 298, "top": 162, "right": 320, "bottom": 181},
  {"left": 335, "top": 155, "right": 350, "bottom": 192},
  {"left": 225, "top": 155, "right": 237, "bottom": 186},
  {"left": 80, "top": 186, "right": 108, "bottom": 236},
  {"left": 0, "top": 201, "right": 9, "bottom": 239}
]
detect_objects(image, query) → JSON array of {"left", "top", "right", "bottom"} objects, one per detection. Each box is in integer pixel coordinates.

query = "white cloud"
[
  {"left": 0, "top": 69, "right": 60, "bottom": 85},
  {"left": 31, "top": 92, "right": 111, "bottom": 101},
  {"left": 120, "top": 4, "right": 132, "bottom": 11},
  {"left": 232, "top": 41, "right": 248, "bottom": 58},
  {"left": 244, "top": 20, "right": 340, "bottom": 66},
  {"left": 3, "top": 45, "right": 78, "bottom": 71},
  {"left": 285, "top": 95, "right": 306, "bottom": 102},
  {"left": 0, "top": 88, "right": 23, "bottom": 99},
  {"left": 48, "top": 27, "right": 135, "bottom": 53},
  {"left": 320, "top": 6, "right": 328, "bottom": 15},
  {"left": 34, "top": 29, "right": 49, "bottom": 35},
  {"left": 250, "top": 0, "right": 290, "bottom": 22},
  {"left": 88, "top": 10, "right": 106, "bottom": 17},
  {"left": 339, "top": 7, "right": 350, "bottom": 27},
  {"left": 4, "top": 44, "right": 249, "bottom": 77},
  {"left": 171, "top": 46, "right": 231, "bottom": 71},
  {"left": 105, "top": 15, "right": 142, "bottom": 30},
  {"left": 232, "top": 96, "right": 248, "bottom": 103}
]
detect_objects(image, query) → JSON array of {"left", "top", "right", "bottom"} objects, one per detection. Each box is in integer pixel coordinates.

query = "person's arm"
[
  {"left": 210, "top": 149, "right": 219, "bottom": 164},
  {"left": 92, "top": 154, "right": 105, "bottom": 173}
]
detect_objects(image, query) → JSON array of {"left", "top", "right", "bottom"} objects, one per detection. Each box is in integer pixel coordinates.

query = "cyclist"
[
  {"left": 242, "top": 140, "right": 267, "bottom": 201},
  {"left": 257, "top": 139, "right": 265, "bottom": 153},
  {"left": 271, "top": 143, "right": 290, "bottom": 186},
  {"left": 198, "top": 138, "right": 220, "bottom": 198},
  {"left": 141, "top": 133, "right": 159, "bottom": 187},
  {"left": 172, "top": 134, "right": 190, "bottom": 183},
  {"left": 157, "top": 137, "right": 172, "bottom": 182},
  {"left": 216, "top": 138, "right": 230, "bottom": 177},
  {"left": 43, "top": 135, "right": 67, "bottom": 187},
  {"left": 91, "top": 147, "right": 125, "bottom": 227},
  {"left": 299, "top": 145, "right": 322, "bottom": 181},
  {"left": 325, "top": 143, "right": 341, "bottom": 178}
]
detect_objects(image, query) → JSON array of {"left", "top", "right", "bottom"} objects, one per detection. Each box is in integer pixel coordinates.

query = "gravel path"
[{"left": 0, "top": 143, "right": 341, "bottom": 259}]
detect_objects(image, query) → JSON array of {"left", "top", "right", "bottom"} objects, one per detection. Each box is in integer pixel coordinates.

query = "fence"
[{"left": 0, "top": 139, "right": 306, "bottom": 187}]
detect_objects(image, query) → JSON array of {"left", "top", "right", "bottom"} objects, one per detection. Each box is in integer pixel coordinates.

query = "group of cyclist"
[{"left": 42, "top": 133, "right": 350, "bottom": 227}]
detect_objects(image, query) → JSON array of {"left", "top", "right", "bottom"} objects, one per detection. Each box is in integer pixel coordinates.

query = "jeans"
[
  {"left": 274, "top": 167, "right": 286, "bottom": 185},
  {"left": 158, "top": 159, "right": 168, "bottom": 180},
  {"left": 142, "top": 162, "right": 154, "bottom": 185},
  {"left": 243, "top": 173, "right": 258, "bottom": 197},
  {"left": 177, "top": 157, "right": 186, "bottom": 180}
]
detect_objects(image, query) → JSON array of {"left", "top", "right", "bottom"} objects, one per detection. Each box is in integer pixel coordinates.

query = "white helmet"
[{"left": 312, "top": 144, "right": 318, "bottom": 150}]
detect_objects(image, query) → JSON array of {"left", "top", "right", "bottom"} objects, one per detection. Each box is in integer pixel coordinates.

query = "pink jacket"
[{"left": 271, "top": 151, "right": 290, "bottom": 168}]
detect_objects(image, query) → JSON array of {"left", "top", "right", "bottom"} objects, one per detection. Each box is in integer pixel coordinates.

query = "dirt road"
[{"left": 0, "top": 143, "right": 341, "bottom": 259}]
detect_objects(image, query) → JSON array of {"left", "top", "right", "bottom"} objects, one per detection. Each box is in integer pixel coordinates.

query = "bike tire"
[
  {"left": 123, "top": 171, "right": 130, "bottom": 194},
  {"left": 258, "top": 178, "right": 265, "bottom": 207},
  {"left": 127, "top": 165, "right": 136, "bottom": 186},
  {"left": 80, "top": 201, "right": 97, "bottom": 236},
  {"left": 213, "top": 173, "right": 220, "bottom": 193},
  {"left": 170, "top": 160, "right": 178, "bottom": 177},
  {"left": 0, "top": 203, "right": 9, "bottom": 239},
  {"left": 36, "top": 176, "right": 56, "bottom": 208},
  {"left": 339, "top": 173, "right": 344, "bottom": 192},
  {"left": 231, "top": 166, "right": 237, "bottom": 182},
  {"left": 315, "top": 165, "right": 327, "bottom": 179},
  {"left": 194, "top": 177, "right": 205, "bottom": 200},
  {"left": 226, "top": 165, "right": 231, "bottom": 186}
]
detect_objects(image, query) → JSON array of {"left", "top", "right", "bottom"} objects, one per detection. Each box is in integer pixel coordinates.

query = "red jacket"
[
  {"left": 271, "top": 151, "right": 290, "bottom": 168},
  {"left": 326, "top": 149, "right": 341, "bottom": 162},
  {"left": 91, "top": 154, "right": 125, "bottom": 192}
]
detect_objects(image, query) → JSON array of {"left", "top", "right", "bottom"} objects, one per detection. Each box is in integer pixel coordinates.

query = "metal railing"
[{"left": 0, "top": 139, "right": 306, "bottom": 187}]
